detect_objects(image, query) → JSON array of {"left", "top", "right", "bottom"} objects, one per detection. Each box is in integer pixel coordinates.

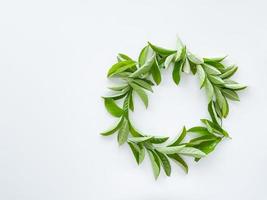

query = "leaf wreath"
[{"left": 101, "top": 37, "right": 246, "bottom": 179}]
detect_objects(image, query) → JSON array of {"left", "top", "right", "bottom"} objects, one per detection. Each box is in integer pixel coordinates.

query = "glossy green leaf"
[
  {"left": 209, "top": 75, "right": 224, "bottom": 85},
  {"left": 172, "top": 60, "right": 183, "bottom": 85},
  {"left": 164, "top": 53, "right": 175, "bottom": 68},
  {"left": 196, "top": 65, "right": 206, "bottom": 88},
  {"left": 133, "top": 79, "right": 153, "bottom": 92},
  {"left": 128, "top": 122, "right": 143, "bottom": 137},
  {"left": 168, "top": 126, "right": 187, "bottom": 146},
  {"left": 182, "top": 58, "right": 191, "bottom": 74},
  {"left": 187, "top": 126, "right": 211, "bottom": 135},
  {"left": 130, "top": 82, "right": 148, "bottom": 108},
  {"left": 128, "top": 142, "right": 140, "bottom": 164},
  {"left": 101, "top": 117, "right": 124, "bottom": 136},
  {"left": 177, "top": 147, "right": 206, "bottom": 158},
  {"left": 157, "top": 145, "right": 186, "bottom": 154},
  {"left": 202, "top": 64, "right": 221, "bottom": 75},
  {"left": 147, "top": 150, "right": 161, "bottom": 179},
  {"left": 104, "top": 98, "right": 123, "bottom": 117},
  {"left": 117, "top": 120, "right": 129, "bottom": 145},
  {"left": 151, "top": 59, "right": 161, "bottom": 85},
  {"left": 138, "top": 144, "right": 145, "bottom": 164},
  {"left": 187, "top": 52, "right": 204, "bottom": 64},
  {"left": 155, "top": 150, "right": 171, "bottom": 176},
  {"left": 138, "top": 45, "right": 149, "bottom": 66},
  {"left": 130, "top": 53, "right": 155, "bottom": 78},
  {"left": 221, "top": 89, "right": 240, "bottom": 101},
  {"left": 223, "top": 83, "right": 247, "bottom": 91},
  {"left": 220, "top": 66, "right": 238, "bottom": 79},
  {"left": 107, "top": 60, "right": 136, "bottom": 77},
  {"left": 208, "top": 101, "right": 220, "bottom": 125},
  {"left": 167, "top": 154, "right": 188, "bottom": 173},
  {"left": 203, "top": 56, "right": 227, "bottom": 63},
  {"left": 205, "top": 79, "right": 214, "bottom": 102},
  {"left": 150, "top": 136, "right": 169, "bottom": 144},
  {"left": 117, "top": 53, "right": 132, "bottom": 61},
  {"left": 128, "top": 136, "right": 153, "bottom": 143},
  {"left": 148, "top": 42, "right": 176, "bottom": 56}
]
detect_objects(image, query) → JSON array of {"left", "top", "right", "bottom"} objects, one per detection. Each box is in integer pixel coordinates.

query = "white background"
[{"left": 1, "top": 0, "right": 267, "bottom": 199}]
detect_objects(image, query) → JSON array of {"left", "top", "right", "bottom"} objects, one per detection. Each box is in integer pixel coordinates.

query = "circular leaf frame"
[{"left": 101, "top": 37, "right": 246, "bottom": 179}]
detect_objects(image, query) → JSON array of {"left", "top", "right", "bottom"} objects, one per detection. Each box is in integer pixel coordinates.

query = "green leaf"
[
  {"left": 203, "top": 56, "right": 227, "bottom": 63},
  {"left": 167, "top": 154, "right": 188, "bottom": 173},
  {"left": 223, "top": 83, "right": 247, "bottom": 91},
  {"left": 182, "top": 58, "right": 191, "bottom": 74},
  {"left": 209, "top": 75, "right": 224, "bottom": 85},
  {"left": 147, "top": 150, "right": 161, "bottom": 179},
  {"left": 220, "top": 66, "right": 238, "bottom": 79},
  {"left": 117, "top": 120, "right": 129, "bottom": 145},
  {"left": 132, "top": 79, "right": 153, "bottom": 92},
  {"left": 187, "top": 52, "right": 204, "bottom": 64},
  {"left": 150, "top": 136, "right": 169, "bottom": 144},
  {"left": 187, "top": 126, "right": 211, "bottom": 135},
  {"left": 128, "top": 122, "right": 143, "bottom": 137},
  {"left": 109, "top": 85, "right": 128, "bottom": 91},
  {"left": 138, "top": 45, "right": 149, "bottom": 66},
  {"left": 168, "top": 126, "right": 187, "bottom": 146},
  {"left": 157, "top": 145, "right": 185, "bottom": 154},
  {"left": 138, "top": 144, "right": 145, "bottom": 164},
  {"left": 194, "top": 138, "right": 222, "bottom": 155},
  {"left": 128, "top": 91, "right": 134, "bottom": 111},
  {"left": 107, "top": 60, "right": 136, "bottom": 77},
  {"left": 164, "top": 54, "right": 175, "bottom": 68},
  {"left": 196, "top": 65, "right": 206, "bottom": 88},
  {"left": 128, "top": 142, "right": 140, "bottom": 164},
  {"left": 148, "top": 42, "right": 176, "bottom": 56},
  {"left": 130, "top": 53, "right": 155, "bottom": 78},
  {"left": 188, "top": 135, "right": 217, "bottom": 146},
  {"left": 172, "top": 60, "right": 183, "bottom": 85},
  {"left": 117, "top": 53, "right": 132, "bottom": 61},
  {"left": 128, "top": 136, "right": 153, "bottom": 143},
  {"left": 204, "top": 79, "right": 214, "bottom": 102},
  {"left": 104, "top": 98, "right": 124, "bottom": 117},
  {"left": 130, "top": 82, "right": 148, "bottom": 108},
  {"left": 155, "top": 150, "right": 171, "bottom": 176},
  {"left": 221, "top": 89, "right": 240, "bottom": 101},
  {"left": 202, "top": 64, "right": 221, "bottom": 75},
  {"left": 201, "top": 119, "right": 229, "bottom": 137},
  {"left": 214, "top": 87, "right": 228, "bottom": 118},
  {"left": 177, "top": 147, "right": 206, "bottom": 158},
  {"left": 208, "top": 101, "right": 220, "bottom": 125},
  {"left": 151, "top": 59, "right": 161, "bottom": 85},
  {"left": 101, "top": 117, "right": 124, "bottom": 136}
]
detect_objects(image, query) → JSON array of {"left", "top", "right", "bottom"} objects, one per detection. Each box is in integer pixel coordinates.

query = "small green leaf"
[
  {"left": 187, "top": 126, "right": 211, "bottom": 135},
  {"left": 130, "top": 53, "right": 155, "bottom": 78},
  {"left": 172, "top": 60, "right": 183, "bottom": 85},
  {"left": 147, "top": 150, "right": 161, "bottom": 179},
  {"left": 130, "top": 82, "right": 148, "bottom": 108},
  {"left": 167, "top": 154, "right": 188, "bottom": 173},
  {"left": 107, "top": 60, "right": 136, "bottom": 77},
  {"left": 109, "top": 85, "right": 128, "bottom": 91},
  {"left": 155, "top": 150, "right": 171, "bottom": 176},
  {"left": 150, "top": 136, "right": 169, "bottom": 144},
  {"left": 187, "top": 52, "right": 204, "bottom": 64},
  {"left": 138, "top": 144, "right": 145, "bottom": 164},
  {"left": 101, "top": 117, "right": 124, "bottom": 136},
  {"left": 151, "top": 59, "right": 161, "bottom": 85},
  {"left": 194, "top": 138, "right": 222, "bottom": 155},
  {"left": 157, "top": 145, "right": 186, "bottom": 154},
  {"left": 128, "top": 122, "right": 143, "bottom": 137},
  {"left": 209, "top": 75, "right": 224, "bottom": 85},
  {"left": 220, "top": 66, "right": 238, "bottom": 79},
  {"left": 182, "top": 58, "right": 191, "bottom": 74},
  {"left": 204, "top": 79, "right": 214, "bottom": 102},
  {"left": 208, "top": 101, "right": 220, "bottom": 125},
  {"left": 202, "top": 64, "right": 221, "bottom": 75},
  {"left": 177, "top": 147, "right": 206, "bottom": 158},
  {"left": 104, "top": 98, "right": 124, "bottom": 117},
  {"left": 117, "top": 53, "right": 132, "bottom": 61},
  {"left": 196, "top": 65, "right": 206, "bottom": 88},
  {"left": 138, "top": 45, "right": 149, "bottom": 66},
  {"left": 188, "top": 135, "right": 217, "bottom": 146},
  {"left": 223, "top": 83, "right": 247, "bottom": 91},
  {"left": 128, "top": 136, "right": 153, "bottom": 143},
  {"left": 132, "top": 79, "right": 153, "bottom": 92},
  {"left": 128, "top": 91, "right": 134, "bottom": 111},
  {"left": 117, "top": 120, "right": 129, "bottom": 145},
  {"left": 164, "top": 54, "right": 175, "bottom": 68},
  {"left": 169, "top": 126, "right": 187, "bottom": 146},
  {"left": 221, "top": 89, "right": 240, "bottom": 101},
  {"left": 201, "top": 119, "right": 229, "bottom": 137},
  {"left": 203, "top": 56, "right": 227, "bottom": 63},
  {"left": 148, "top": 42, "right": 176, "bottom": 56},
  {"left": 128, "top": 142, "right": 140, "bottom": 164}
]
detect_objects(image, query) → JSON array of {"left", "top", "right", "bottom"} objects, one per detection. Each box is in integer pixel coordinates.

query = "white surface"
[{"left": 0, "top": 0, "right": 267, "bottom": 199}]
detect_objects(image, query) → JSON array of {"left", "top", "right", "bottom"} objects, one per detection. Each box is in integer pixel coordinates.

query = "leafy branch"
[{"left": 101, "top": 37, "right": 246, "bottom": 179}]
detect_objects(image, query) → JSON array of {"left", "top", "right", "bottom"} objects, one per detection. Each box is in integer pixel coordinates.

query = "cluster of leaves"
[{"left": 101, "top": 38, "right": 246, "bottom": 179}]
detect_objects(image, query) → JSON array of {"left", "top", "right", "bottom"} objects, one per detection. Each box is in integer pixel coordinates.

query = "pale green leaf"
[
  {"left": 128, "top": 136, "right": 153, "bottom": 143},
  {"left": 147, "top": 150, "right": 161, "bottom": 179},
  {"left": 155, "top": 150, "right": 171, "bottom": 176},
  {"left": 167, "top": 154, "right": 188, "bottom": 173},
  {"left": 196, "top": 65, "right": 206, "bottom": 88},
  {"left": 130, "top": 82, "right": 148, "bottom": 108},
  {"left": 104, "top": 98, "right": 124, "bottom": 117},
  {"left": 157, "top": 145, "right": 185, "bottom": 154},
  {"left": 148, "top": 42, "right": 176, "bottom": 56},
  {"left": 187, "top": 52, "right": 204, "bottom": 64},
  {"left": 164, "top": 54, "right": 175, "bottom": 68},
  {"left": 177, "top": 147, "right": 206, "bottom": 158},
  {"left": 117, "top": 120, "right": 129, "bottom": 145},
  {"left": 204, "top": 79, "right": 214, "bottom": 102},
  {"left": 221, "top": 89, "right": 240, "bottom": 101},
  {"left": 202, "top": 64, "right": 221, "bottom": 75}
]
